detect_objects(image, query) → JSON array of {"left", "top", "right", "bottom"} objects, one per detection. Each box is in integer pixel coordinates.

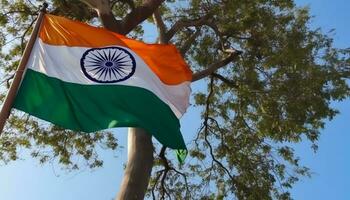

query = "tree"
[{"left": 0, "top": 0, "right": 349, "bottom": 199}]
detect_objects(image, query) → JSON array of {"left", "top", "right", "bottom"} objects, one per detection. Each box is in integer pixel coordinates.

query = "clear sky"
[{"left": 0, "top": 0, "right": 349, "bottom": 199}]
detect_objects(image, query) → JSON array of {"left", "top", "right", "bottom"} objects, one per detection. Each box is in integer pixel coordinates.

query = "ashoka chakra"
[{"left": 80, "top": 47, "right": 136, "bottom": 83}]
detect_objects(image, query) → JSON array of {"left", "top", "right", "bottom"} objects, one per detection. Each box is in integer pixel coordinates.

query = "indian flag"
[{"left": 13, "top": 14, "right": 192, "bottom": 150}]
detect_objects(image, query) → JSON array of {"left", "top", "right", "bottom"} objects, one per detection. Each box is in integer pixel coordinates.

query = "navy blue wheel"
[{"left": 80, "top": 47, "right": 136, "bottom": 83}]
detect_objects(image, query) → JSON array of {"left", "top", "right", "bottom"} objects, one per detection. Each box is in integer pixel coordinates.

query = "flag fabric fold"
[{"left": 13, "top": 14, "right": 192, "bottom": 151}]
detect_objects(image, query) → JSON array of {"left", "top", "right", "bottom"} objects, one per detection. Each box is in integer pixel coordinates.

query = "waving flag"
[{"left": 13, "top": 14, "right": 192, "bottom": 151}]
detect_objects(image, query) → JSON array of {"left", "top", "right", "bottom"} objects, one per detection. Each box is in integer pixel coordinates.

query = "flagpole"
[{"left": 0, "top": 3, "right": 48, "bottom": 135}]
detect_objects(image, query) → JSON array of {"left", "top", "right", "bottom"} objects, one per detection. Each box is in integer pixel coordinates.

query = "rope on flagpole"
[{"left": 0, "top": 3, "right": 48, "bottom": 135}]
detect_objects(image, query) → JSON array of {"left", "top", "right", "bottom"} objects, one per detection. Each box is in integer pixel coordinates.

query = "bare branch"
[
  {"left": 1, "top": 10, "right": 36, "bottom": 16},
  {"left": 0, "top": 74, "right": 15, "bottom": 89},
  {"left": 203, "top": 77, "right": 238, "bottom": 188},
  {"left": 192, "top": 50, "right": 242, "bottom": 82},
  {"left": 21, "top": 16, "right": 37, "bottom": 53},
  {"left": 212, "top": 73, "right": 238, "bottom": 88},
  {"left": 158, "top": 146, "right": 170, "bottom": 199},
  {"left": 81, "top": 0, "right": 165, "bottom": 35},
  {"left": 151, "top": 169, "right": 165, "bottom": 200},
  {"left": 120, "top": 0, "right": 165, "bottom": 35},
  {"left": 159, "top": 146, "right": 170, "bottom": 169},
  {"left": 80, "top": 0, "right": 122, "bottom": 33},
  {"left": 152, "top": 8, "right": 168, "bottom": 44},
  {"left": 179, "top": 28, "right": 201, "bottom": 56},
  {"left": 171, "top": 167, "right": 190, "bottom": 199},
  {"left": 155, "top": 146, "right": 189, "bottom": 199},
  {"left": 166, "top": 14, "right": 211, "bottom": 41},
  {"left": 205, "top": 20, "right": 251, "bottom": 41}
]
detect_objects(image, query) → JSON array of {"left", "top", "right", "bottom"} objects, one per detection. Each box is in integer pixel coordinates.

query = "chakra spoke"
[
  {"left": 110, "top": 67, "right": 118, "bottom": 78},
  {"left": 95, "top": 51, "right": 104, "bottom": 59},
  {"left": 112, "top": 67, "right": 124, "bottom": 77},
  {"left": 110, "top": 49, "right": 118, "bottom": 61},
  {"left": 108, "top": 68, "right": 112, "bottom": 80},
  {"left": 97, "top": 67, "right": 108, "bottom": 79},
  {"left": 116, "top": 60, "right": 131, "bottom": 64},
  {"left": 86, "top": 56, "right": 103, "bottom": 63},
  {"left": 88, "top": 66, "right": 103, "bottom": 72},
  {"left": 112, "top": 52, "right": 123, "bottom": 62},
  {"left": 85, "top": 61, "right": 103, "bottom": 65},
  {"left": 102, "top": 67, "right": 108, "bottom": 80},
  {"left": 117, "top": 68, "right": 128, "bottom": 75},
  {"left": 117, "top": 63, "right": 130, "bottom": 67},
  {"left": 102, "top": 50, "right": 109, "bottom": 61},
  {"left": 94, "top": 67, "right": 105, "bottom": 77},
  {"left": 108, "top": 49, "right": 112, "bottom": 61},
  {"left": 85, "top": 64, "right": 102, "bottom": 68},
  {"left": 90, "top": 52, "right": 105, "bottom": 61},
  {"left": 115, "top": 55, "right": 129, "bottom": 62}
]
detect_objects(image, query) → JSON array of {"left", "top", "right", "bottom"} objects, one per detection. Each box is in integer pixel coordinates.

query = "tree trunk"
[{"left": 116, "top": 128, "right": 154, "bottom": 200}]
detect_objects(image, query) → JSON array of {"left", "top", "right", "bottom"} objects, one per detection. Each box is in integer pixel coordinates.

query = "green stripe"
[{"left": 13, "top": 69, "right": 186, "bottom": 149}]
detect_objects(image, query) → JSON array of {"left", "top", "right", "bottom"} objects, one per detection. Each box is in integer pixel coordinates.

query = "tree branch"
[
  {"left": 192, "top": 50, "right": 242, "bottom": 82},
  {"left": 165, "top": 15, "right": 249, "bottom": 47},
  {"left": 120, "top": 0, "right": 165, "bottom": 35},
  {"left": 179, "top": 28, "right": 201, "bottom": 56},
  {"left": 159, "top": 146, "right": 170, "bottom": 169},
  {"left": 81, "top": 0, "right": 165, "bottom": 35},
  {"left": 21, "top": 16, "right": 37, "bottom": 53},
  {"left": 212, "top": 73, "right": 238, "bottom": 88},
  {"left": 152, "top": 146, "right": 189, "bottom": 199},
  {"left": 151, "top": 169, "right": 165, "bottom": 200},
  {"left": 202, "top": 78, "right": 239, "bottom": 190},
  {"left": 152, "top": 8, "right": 168, "bottom": 44},
  {"left": 81, "top": 0, "right": 122, "bottom": 33},
  {"left": 166, "top": 14, "right": 211, "bottom": 42},
  {"left": 0, "top": 74, "right": 15, "bottom": 89}
]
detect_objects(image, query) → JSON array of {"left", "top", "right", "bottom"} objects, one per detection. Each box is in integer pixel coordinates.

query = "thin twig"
[{"left": 203, "top": 77, "right": 237, "bottom": 183}]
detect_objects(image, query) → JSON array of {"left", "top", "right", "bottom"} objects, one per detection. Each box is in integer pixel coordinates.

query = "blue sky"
[
  {"left": 290, "top": 0, "right": 350, "bottom": 199},
  {"left": 0, "top": 0, "right": 350, "bottom": 199}
]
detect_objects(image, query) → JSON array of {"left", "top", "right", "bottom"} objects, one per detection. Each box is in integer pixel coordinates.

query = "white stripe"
[{"left": 25, "top": 39, "right": 191, "bottom": 118}]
